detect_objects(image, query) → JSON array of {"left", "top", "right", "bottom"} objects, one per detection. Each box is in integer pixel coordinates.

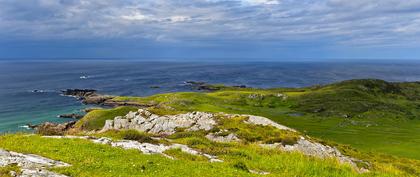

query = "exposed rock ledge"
[
  {"left": 259, "top": 137, "right": 368, "bottom": 172},
  {"left": 101, "top": 110, "right": 216, "bottom": 135},
  {"left": 101, "top": 109, "right": 294, "bottom": 135},
  {"left": 0, "top": 149, "right": 70, "bottom": 177}
]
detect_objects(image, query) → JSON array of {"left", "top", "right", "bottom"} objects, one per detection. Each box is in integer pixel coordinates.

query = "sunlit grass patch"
[
  {"left": 0, "top": 134, "right": 385, "bottom": 177},
  {"left": 0, "top": 164, "right": 20, "bottom": 177}
]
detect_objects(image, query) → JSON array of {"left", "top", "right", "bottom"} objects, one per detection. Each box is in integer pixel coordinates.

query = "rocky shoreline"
[
  {"left": 60, "top": 81, "right": 245, "bottom": 107},
  {"left": 61, "top": 89, "right": 155, "bottom": 107}
]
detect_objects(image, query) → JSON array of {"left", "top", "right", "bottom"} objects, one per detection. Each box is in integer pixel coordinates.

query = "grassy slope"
[
  {"left": 105, "top": 79, "right": 420, "bottom": 160},
  {"left": 0, "top": 134, "right": 395, "bottom": 177}
]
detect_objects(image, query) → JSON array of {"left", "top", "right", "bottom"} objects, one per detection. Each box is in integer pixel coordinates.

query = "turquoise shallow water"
[{"left": 1, "top": 60, "right": 420, "bottom": 132}]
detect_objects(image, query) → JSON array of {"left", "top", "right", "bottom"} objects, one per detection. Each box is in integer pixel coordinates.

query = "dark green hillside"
[{"left": 292, "top": 79, "right": 420, "bottom": 119}]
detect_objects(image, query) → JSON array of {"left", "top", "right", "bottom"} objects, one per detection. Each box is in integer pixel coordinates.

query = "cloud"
[
  {"left": 0, "top": 0, "right": 420, "bottom": 49},
  {"left": 241, "top": 0, "right": 280, "bottom": 6},
  {"left": 121, "top": 12, "right": 149, "bottom": 21}
]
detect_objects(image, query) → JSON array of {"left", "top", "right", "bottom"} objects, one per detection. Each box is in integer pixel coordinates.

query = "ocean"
[{"left": 1, "top": 60, "right": 420, "bottom": 132}]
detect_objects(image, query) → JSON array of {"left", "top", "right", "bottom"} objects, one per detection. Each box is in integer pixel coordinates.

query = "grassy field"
[{"left": 0, "top": 133, "right": 411, "bottom": 177}]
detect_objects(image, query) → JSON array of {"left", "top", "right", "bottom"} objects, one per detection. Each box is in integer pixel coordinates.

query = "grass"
[
  {"left": 0, "top": 164, "right": 20, "bottom": 177},
  {"left": 0, "top": 134, "right": 409, "bottom": 177},
  {"left": 163, "top": 148, "right": 208, "bottom": 161}
]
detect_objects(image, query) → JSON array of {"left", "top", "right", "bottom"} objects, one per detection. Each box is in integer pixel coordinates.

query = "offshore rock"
[{"left": 61, "top": 89, "right": 96, "bottom": 98}]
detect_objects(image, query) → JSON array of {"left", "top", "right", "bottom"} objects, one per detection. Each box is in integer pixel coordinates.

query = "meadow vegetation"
[{"left": 0, "top": 133, "right": 414, "bottom": 177}]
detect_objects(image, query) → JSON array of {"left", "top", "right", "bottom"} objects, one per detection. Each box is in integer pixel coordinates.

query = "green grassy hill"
[
  {"left": 89, "top": 79, "right": 420, "bottom": 160},
  {"left": 1, "top": 79, "right": 420, "bottom": 176}
]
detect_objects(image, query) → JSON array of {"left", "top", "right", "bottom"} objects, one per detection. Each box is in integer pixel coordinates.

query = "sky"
[{"left": 1, "top": 0, "right": 420, "bottom": 60}]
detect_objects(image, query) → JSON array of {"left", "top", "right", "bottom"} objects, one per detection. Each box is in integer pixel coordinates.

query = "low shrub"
[
  {"left": 281, "top": 136, "right": 298, "bottom": 145},
  {"left": 167, "top": 131, "right": 206, "bottom": 139},
  {"left": 121, "top": 130, "right": 157, "bottom": 143},
  {"left": 233, "top": 161, "right": 249, "bottom": 172}
]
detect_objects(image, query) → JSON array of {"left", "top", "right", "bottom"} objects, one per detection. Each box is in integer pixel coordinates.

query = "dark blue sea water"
[{"left": 1, "top": 60, "right": 420, "bottom": 132}]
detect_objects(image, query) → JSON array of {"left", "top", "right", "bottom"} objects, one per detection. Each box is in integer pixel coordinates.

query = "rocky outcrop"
[
  {"left": 99, "top": 110, "right": 366, "bottom": 170},
  {"left": 243, "top": 115, "right": 296, "bottom": 132},
  {"left": 102, "top": 109, "right": 216, "bottom": 135},
  {"left": 61, "top": 89, "right": 114, "bottom": 105},
  {"left": 205, "top": 132, "right": 241, "bottom": 143},
  {"left": 35, "top": 121, "right": 76, "bottom": 135},
  {"left": 0, "top": 149, "right": 70, "bottom": 177},
  {"left": 101, "top": 109, "right": 296, "bottom": 135},
  {"left": 260, "top": 137, "right": 368, "bottom": 172},
  {"left": 283, "top": 138, "right": 357, "bottom": 163},
  {"left": 61, "top": 89, "right": 97, "bottom": 98}
]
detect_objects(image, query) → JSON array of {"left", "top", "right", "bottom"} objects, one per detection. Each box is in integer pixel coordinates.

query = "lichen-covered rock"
[
  {"left": 103, "top": 120, "right": 114, "bottom": 130},
  {"left": 91, "top": 137, "right": 222, "bottom": 162},
  {"left": 244, "top": 115, "right": 295, "bottom": 132},
  {"left": 113, "top": 117, "right": 129, "bottom": 129},
  {"left": 260, "top": 137, "right": 365, "bottom": 170},
  {"left": 205, "top": 133, "right": 240, "bottom": 143},
  {"left": 35, "top": 121, "right": 76, "bottom": 135},
  {"left": 282, "top": 138, "right": 358, "bottom": 166},
  {"left": 101, "top": 109, "right": 216, "bottom": 135},
  {"left": 0, "top": 149, "right": 70, "bottom": 177}
]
